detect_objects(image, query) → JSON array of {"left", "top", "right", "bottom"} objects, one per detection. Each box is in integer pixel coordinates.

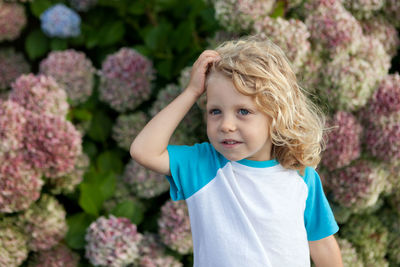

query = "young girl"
[{"left": 130, "top": 37, "right": 343, "bottom": 267}]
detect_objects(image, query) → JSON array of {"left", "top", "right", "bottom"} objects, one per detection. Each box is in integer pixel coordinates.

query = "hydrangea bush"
[
  {"left": 122, "top": 159, "right": 169, "bottom": 199},
  {"left": 158, "top": 200, "right": 193, "bottom": 254},
  {"left": 39, "top": 49, "right": 96, "bottom": 106},
  {"left": 0, "top": 2, "right": 26, "bottom": 42},
  {"left": 40, "top": 4, "right": 81, "bottom": 38},
  {"left": 99, "top": 48, "right": 155, "bottom": 112},
  {"left": 85, "top": 215, "right": 142, "bottom": 267},
  {"left": 0, "top": 48, "right": 30, "bottom": 90}
]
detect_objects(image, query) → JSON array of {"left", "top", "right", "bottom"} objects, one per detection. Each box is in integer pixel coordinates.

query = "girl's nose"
[{"left": 220, "top": 116, "right": 236, "bottom": 132}]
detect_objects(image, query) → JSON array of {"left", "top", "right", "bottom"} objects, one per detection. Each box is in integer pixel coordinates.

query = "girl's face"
[{"left": 206, "top": 71, "right": 273, "bottom": 161}]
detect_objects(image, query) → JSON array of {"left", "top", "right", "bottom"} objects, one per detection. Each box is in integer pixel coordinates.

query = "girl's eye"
[
  {"left": 239, "top": 109, "right": 249, "bottom": 115},
  {"left": 209, "top": 109, "right": 221, "bottom": 115}
]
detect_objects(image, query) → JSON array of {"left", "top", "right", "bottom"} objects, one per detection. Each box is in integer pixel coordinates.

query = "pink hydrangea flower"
[
  {"left": 0, "top": 219, "right": 29, "bottom": 267},
  {"left": 112, "top": 112, "right": 148, "bottom": 151},
  {"left": 0, "top": 48, "right": 30, "bottom": 90},
  {"left": 0, "top": 100, "right": 27, "bottom": 157},
  {"left": 326, "top": 160, "right": 388, "bottom": 213},
  {"left": 321, "top": 36, "right": 390, "bottom": 111},
  {"left": 85, "top": 215, "right": 142, "bottom": 267},
  {"left": 0, "top": 153, "right": 43, "bottom": 213},
  {"left": 342, "top": 0, "right": 384, "bottom": 19},
  {"left": 322, "top": 111, "right": 362, "bottom": 170},
  {"left": 23, "top": 112, "right": 82, "bottom": 178},
  {"left": 253, "top": 17, "right": 311, "bottom": 74},
  {"left": 158, "top": 200, "right": 192, "bottom": 254},
  {"left": 123, "top": 159, "right": 169, "bottom": 199},
  {"left": 305, "top": 0, "right": 363, "bottom": 54},
  {"left": 361, "top": 16, "right": 399, "bottom": 58},
  {"left": 363, "top": 73, "right": 400, "bottom": 120},
  {"left": 18, "top": 194, "right": 68, "bottom": 251},
  {"left": 10, "top": 74, "right": 69, "bottom": 118},
  {"left": 139, "top": 233, "right": 183, "bottom": 267},
  {"left": 150, "top": 84, "right": 204, "bottom": 145},
  {"left": 39, "top": 49, "right": 96, "bottom": 106},
  {"left": 364, "top": 120, "right": 400, "bottom": 163},
  {"left": 28, "top": 243, "right": 80, "bottom": 267},
  {"left": 0, "top": 2, "right": 26, "bottom": 42},
  {"left": 99, "top": 48, "right": 155, "bottom": 112},
  {"left": 382, "top": 0, "right": 400, "bottom": 27},
  {"left": 211, "top": 0, "right": 276, "bottom": 32},
  {"left": 47, "top": 152, "right": 89, "bottom": 195}
]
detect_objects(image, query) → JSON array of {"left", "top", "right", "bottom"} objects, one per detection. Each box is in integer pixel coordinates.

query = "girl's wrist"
[{"left": 185, "top": 85, "right": 204, "bottom": 100}]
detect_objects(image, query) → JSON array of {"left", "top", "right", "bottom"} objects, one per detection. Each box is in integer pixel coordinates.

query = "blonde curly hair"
[{"left": 205, "top": 36, "right": 326, "bottom": 175}]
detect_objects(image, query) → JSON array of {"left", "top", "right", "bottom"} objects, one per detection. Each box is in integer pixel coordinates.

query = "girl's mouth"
[{"left": 221, "top": 139, "right": 242, "bottom": 147}]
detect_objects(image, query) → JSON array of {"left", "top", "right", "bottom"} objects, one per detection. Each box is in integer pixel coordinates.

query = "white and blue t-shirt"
[{"left": 166, "top": 142, "right": 339, "bottom": 267}]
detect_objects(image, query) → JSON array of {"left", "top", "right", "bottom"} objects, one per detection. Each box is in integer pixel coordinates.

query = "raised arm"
[
  {"left": 130, "top": 50, "right": 220, "bottom": 176},
  {"left": 309, "top": 235, "right": 343, "bottom": 267}
]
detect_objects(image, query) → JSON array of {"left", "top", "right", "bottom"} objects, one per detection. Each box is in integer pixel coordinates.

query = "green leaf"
[
  {"left": 25, "top": 30, "right": 49, "bottom": 60},
  {"left": 128, "top": 1, "right": 146, "bottom": 15},
  {"left": 173, "top": 22, "right": 193, "bottom": 52},
  {"left": 98, "top": 21, "right": 125, "bottom": 47},
  {"left": 110, "top": 200, "right": 144, "bottom": 225},
  {"left": 65, "top": 212, "right": 95, "bottom": 249},
  {"left": 72, "top": 109, "right": 92, "bottom": 121},
  {"left": 270, "top": 0, "right": 285, "bottom": 18},
  {"left": 87, "top": 110, "right": 112, "bottom": 142},
  {"left": 98, "top": 172, "right": 116, "bottom": 201},
  {"left": 50, "top": 38, "right": 68, "bottom": 51},
  {"left": 83, "top": 141, "right": 97, "bottom": 160},
  {"left": 96, "top": 151, "right": 123, "bottom": 174},
  {"left": 30, "top": 0, "right": 53, "bottom": 17},
  {"left": 144, "top": 22, "right": 172, "bottom": 51},
  {"left": 79, "top": 183, "right": 103, "bottom": 216},
  {"left": 156, "top": 60, "right": 172, "bottom": 79}
]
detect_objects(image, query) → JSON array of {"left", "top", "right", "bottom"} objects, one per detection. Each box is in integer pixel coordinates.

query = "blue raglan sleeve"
[
  {"left": 303, "top": 167, "right": 339, "bottom": 241},
  {"left": 166, "top": 142, "right": 223, "bottom": 201}
]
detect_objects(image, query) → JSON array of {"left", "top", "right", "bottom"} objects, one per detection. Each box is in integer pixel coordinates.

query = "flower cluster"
[
  {"left": 0, "top": 218, "right": 28, "bottom": 267},
  {"left": 253, "top": 17, "right": 310, "bottom": 74},
  {"left": 0, "top": 2, "right": 26, "bottom": 42},
  {"left": 10, "top": 74, "right": 69, "bottom": 117},
  {"left": 0, "top": 100, "right": 27, "bottom": 157},
  {"left": 28, "top": 243, "right": 80, "bottom": 267},
  {"left": 342, "top": 0, "right": 383, "bottom": 19},
  {"left": 383, "top": 0, "right": 400, "bottom": 27},
  {"left": 380, "top": 209, "right": 400, "bottom": 265},
  {"left": 361, "top": 17, "right": 399, "bottom": 58},
  {"left": 363, "top": 74, "right": 400, "bottom": 122},
  {"left": 297, "top": 51, "right": 323, "bottom": 93},
  {"left": 47, "top": 152, "right": 90, "bottom": 195},
  {"left": 0, "top": 153, "right": 43, "bottom": 213},
  {"left": 364, "top": 120, "right": 400, "bottom": 163},
  {"left": 0, "top": 48, "right": 30, "bottom": 90},
  {"left": 326, "top": 160, "right": 388, "bottom": 213},
  {"left": 211, "top": 0, "right": 275, "bottom": 32},
  {"left": 341, "top": 214, "right": 389, "bottom": 266},
  {"left": 158, "top": 200, "right": 192, "bottom": 254},
  {"left": 39, "top": 49, "right": 95, "bottom": 106},
  {"left": 150, "top": 84, "right": 204, "bottom": 145},
  {"left": 122, "top": 159, "right": 169, "bottom": 199},
  {"left": 112, "top": 112, "right": 148, "bottom": 151},
  {"left": 23, "top": 112, "right": 82, "bottom": 178},
  {"left": 305, "top": 0, "right": 363, "bottom": 54},
  {"left": 99, "top": 48, "right": 155, "bottom": 112},
  {"left": 336, "top": 238, "right": 363, "bottom": 267},
  {"left": 321, "top": 36, "right": 390, "bottom": 111},
  {"left": 321, "top": 111, "right": 362, "bottom": 170},
  {"left": 18, "top": 194, "right": 68, "bottom": 251},
  {"left": 69, "top": 0, "right": 98, "bottom": 12},
  {"left": 138, "top": 233, "right": 183, "bottom": 267},
  {"left": 40, "top": 4, "right": 81, "bottom": 38},
  {"left": 85, "top": 215, "right": 142, "bottom": 267}
]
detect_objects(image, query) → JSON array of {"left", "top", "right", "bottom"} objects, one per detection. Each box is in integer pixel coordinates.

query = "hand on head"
[{"left": 187, "top": 50, "right": 220, "bottom": 98}]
